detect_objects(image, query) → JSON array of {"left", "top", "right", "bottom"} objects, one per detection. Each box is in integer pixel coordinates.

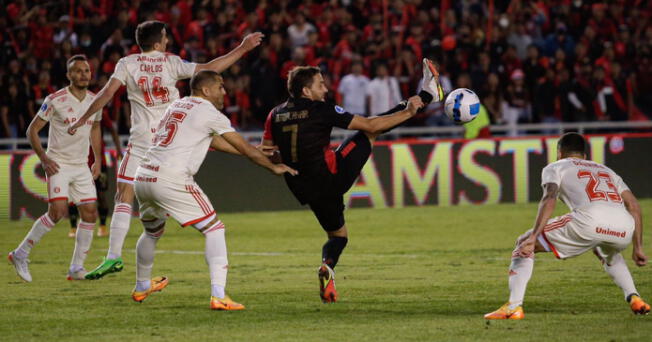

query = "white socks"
[
  {"left": 135, "top": 228, "right": 163, "bottom": 284},
  {"left": 508, "top": 257, "right": 534, "bottom": 309},
  {"left": 204, "top": 221, "right": 227, "bottom": 298},
  {"left": 70, "top": 221, "right": 95, "bottom": 271},
  {"left": 107, "top": 203, "right": 132, "bottom": 259},
  {"left": 14, "top": 214, "right": 55, "bottom": 259},
  {"left": 603, "top": 253, "right": 638, "bottom": 300}
]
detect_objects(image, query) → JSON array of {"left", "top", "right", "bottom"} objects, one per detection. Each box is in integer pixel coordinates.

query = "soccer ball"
[{"left": 444, "top": 88, "right": 480, "bottom": 124}]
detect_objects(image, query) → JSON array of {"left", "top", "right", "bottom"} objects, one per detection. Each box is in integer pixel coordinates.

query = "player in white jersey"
[
  {"left": 8, "top": 55, "right": 103, "bottom": 282},
  {"left": 485, "top": 133, "right": 649, "bottom": 319},
  {"left": 130, "top": 70, "right": 296, "bottom": 309},
  {"left": 67, "top": 21, "right": 264, "bottom": 279}
]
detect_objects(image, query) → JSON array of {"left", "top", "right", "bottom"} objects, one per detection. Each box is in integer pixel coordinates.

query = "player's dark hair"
[
  {"left": 558, "top": 132, "right": 586, "bottom": 155},
  {"left": 190, "top": 70, "right": 221, "bottom": 93},
  {"left": 66, "top": 54, "right": 88, "bottom": 71},
  {"left": 136, "top": 21, "right": 167, "bottom": 51},
  {"left": 287, "top": 66, "right": 321, "bottom": 98}
]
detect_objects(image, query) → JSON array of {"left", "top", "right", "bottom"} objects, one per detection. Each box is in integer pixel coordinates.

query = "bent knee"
[
  {"left": 142, "top": 217, "right": 166, "bottom": 237},
  {"left": 115, "top": 184, "right": 135, "bottom": 203},
  {"left": 194, "top": 216, "right": 224, "bottom": 234},
  {"left": 48, "top": 205, "right": 68, "bottom": 222},
  {"left": 327, "top": 225, "right": 348, "bottom": 238}
]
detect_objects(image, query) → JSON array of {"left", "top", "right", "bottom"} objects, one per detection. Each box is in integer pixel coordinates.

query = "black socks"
[{"left": 322, "top": 236, "right": 348, "bottom": 269}]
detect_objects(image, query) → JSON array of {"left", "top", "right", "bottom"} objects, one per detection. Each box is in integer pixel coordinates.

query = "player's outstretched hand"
[
  {"left": 42, "top": 157, "right": 60, "bottom": 176},
  {"left": 406, "top": 96, "right": 424, "bottom": 115},
  {"left": 240, "top": 32, "right": 265, "bottom": 52},
  {"left": 633, "top": 248, "right": 648, "bottom": 267},
  {"left": 91, "top": 162, "right": 101, "bottom": 180},
  {"left": 271, "top": 163, "right": 298, "bottom": 176}
]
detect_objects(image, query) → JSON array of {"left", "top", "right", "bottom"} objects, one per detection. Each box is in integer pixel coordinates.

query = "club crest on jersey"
[{"left": 334, "top": 105, "right": 345, "bottom": 114}]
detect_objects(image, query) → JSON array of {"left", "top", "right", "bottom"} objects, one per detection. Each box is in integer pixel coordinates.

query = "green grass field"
[{"left": 2, "top": 201, "right": 652, "bottom": 341}]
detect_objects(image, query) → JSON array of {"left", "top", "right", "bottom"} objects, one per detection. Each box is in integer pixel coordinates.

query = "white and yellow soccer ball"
[{"left": 444, "top": 88, "right": 481, "bottom": 124}]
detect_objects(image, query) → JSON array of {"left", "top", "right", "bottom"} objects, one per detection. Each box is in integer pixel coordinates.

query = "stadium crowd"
[{"left": 1, "top": 0, "right": 652, "bottom": 137}]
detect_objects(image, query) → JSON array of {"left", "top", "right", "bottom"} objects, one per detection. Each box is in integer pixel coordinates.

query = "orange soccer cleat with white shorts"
[{"left": 484, "top": 303, "right": 525, "bottom": 320}]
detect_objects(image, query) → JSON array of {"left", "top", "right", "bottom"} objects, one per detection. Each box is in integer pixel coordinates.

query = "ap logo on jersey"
[{"left": 334, "top": 105, "right": 345, "bottom": 114}]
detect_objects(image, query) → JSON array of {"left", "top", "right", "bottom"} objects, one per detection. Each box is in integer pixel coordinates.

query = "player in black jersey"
[{"left": 261, "top": 59, "right": 443, "bottom": 303}]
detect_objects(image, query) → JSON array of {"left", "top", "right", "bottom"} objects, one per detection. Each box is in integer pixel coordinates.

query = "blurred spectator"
[
  {"left": 287, "top": 14, "right": 315, "bottom": 49},
  {"left": 338, "top": 61, "right": 370, "bottom": 116},
  {"left": 480, "top": 73, "right": 503, "bottom": 125},
  {"left": 503, "top": 69, "right": 531, "bottom": 136},
  {"left": 508, "top": 23, "right": 533, "bottom": 61},
  {"left": 250, "top": 46, "right": 283, "bottom": 123},
  {"left": 533, "top": 68, "right": 561, "bottom": 127},
  {"left": 568, "top": 59, "right": 597, "bottom": 121},
  {"left": 53, "top": 16, "right": 78, "bottom": 47},
  {"left": 32, "top": 71, "right": 55, "bottom": 108},
  {"left": 366, "top": 63, "right": 401, "bottom": 116},
  {"left": 1, "top": 82, "right": 33, "bottom": 138},
  {"left": 1, "top": 0, "right": 651, "bottom": 139}
]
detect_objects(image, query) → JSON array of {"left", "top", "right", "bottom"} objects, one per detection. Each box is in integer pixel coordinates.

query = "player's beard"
[
  {"left": 212, "top": 98, "right": 224, "bottom": 110},
  {"left": 72, "top": 81, "right": 89, "bottom": 91}
]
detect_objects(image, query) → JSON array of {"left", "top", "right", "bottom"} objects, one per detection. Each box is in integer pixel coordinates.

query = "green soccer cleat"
[{"left": 84, "top": 257, "right": 124, "bottom": 280}]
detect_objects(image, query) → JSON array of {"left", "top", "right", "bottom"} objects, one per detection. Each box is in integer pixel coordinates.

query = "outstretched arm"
[
  {"left": 210, "top": 134, "right": 241, "bottom": 155},
  {"left": 622, "top": 190, "right": 647, "bottom": 266},
  {"left": 220, "top": 131, "right": 297, "bottom": 176},
  {"left": 69, "top": 78, "right": 122, "bottom": 135},
  {"left": 194, "top": 32, "right": 264, "bottom": 74},
  {"left": 347, "top": 96, "right": 423, "bottom": 134}
]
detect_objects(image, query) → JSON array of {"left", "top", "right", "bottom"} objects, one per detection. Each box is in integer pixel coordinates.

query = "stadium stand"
[{"left": 1, "top": 0, "right": 651, "bottom": 138}]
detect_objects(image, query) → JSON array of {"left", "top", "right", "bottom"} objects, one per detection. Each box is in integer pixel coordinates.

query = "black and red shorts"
[{"left": 308, "top": 132, "right": 372, "bottom": 231}]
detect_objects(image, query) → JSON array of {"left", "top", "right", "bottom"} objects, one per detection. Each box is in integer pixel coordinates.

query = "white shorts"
[
  {"left": 46, "top": 163, "right": 97, "bottom": 205},
  {"left": 538, "top": 209, "right": 634, "bottom": 261},
  {"left": 117, "top": 144, "right": 145, "bottom": 184},
  {"left": 134, "top": 175, "right": 216, "bottom": 227}
]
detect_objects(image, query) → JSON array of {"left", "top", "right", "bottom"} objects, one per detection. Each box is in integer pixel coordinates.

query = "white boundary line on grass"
[
  {"left": 116, "top": 249, "right": 426, "bottom": 258},
  {"left": 114, "top": 249, "right": 536, "bottom": 261}
]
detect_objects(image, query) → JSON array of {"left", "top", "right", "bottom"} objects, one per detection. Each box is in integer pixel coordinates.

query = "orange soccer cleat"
[
  {"left": 421, "top": 58, "right": 444, "bottom": 103},
  {"left": 629, "top": 295, "right": 651, "bottom": 315},
  {"left": 318, "top": 264, "right": 338, "bottom": 303},
  {"left": 484, "top": 303, "right": 525, "bottom": 320},
  {"left": 131, "top": 276, "right": 168, "bottom": 302},
  {"left": 97, "top": 225, "right": 108, "bottom": 237},
  {"left": 210, "top": 295, "right": 245, "bottom": 311}
]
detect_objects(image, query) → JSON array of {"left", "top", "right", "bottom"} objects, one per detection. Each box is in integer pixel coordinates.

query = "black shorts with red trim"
[
  {"left": 332, "top": 131, "right": 372, "bottom": 194},
  {"left": 306, "top": 131, "right": 372, "bottom": 231}
]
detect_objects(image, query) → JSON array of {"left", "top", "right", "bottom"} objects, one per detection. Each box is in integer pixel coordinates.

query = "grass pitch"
[{"left": 2, "top": 201, "right": 652, "bottom": 341}]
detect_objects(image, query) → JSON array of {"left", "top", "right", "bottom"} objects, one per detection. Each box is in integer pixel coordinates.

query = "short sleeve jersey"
[
  {"left": 263, "top": 98, "right": 355, "bottom": 202},
  {"left": 541, "top": 157, "right": 630, "bottom": 211},
  {"left": 37, "top": 87, "right": 102, "bottom": 164},
  {"left": 111, "top": 51, "right": 197, "bottom": 152},
  {"left": 139, "top": 96, "right": 235, "bottom": 182},
  {"left": 264, "top": 98, "right": 354, "bottom": 170}
]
